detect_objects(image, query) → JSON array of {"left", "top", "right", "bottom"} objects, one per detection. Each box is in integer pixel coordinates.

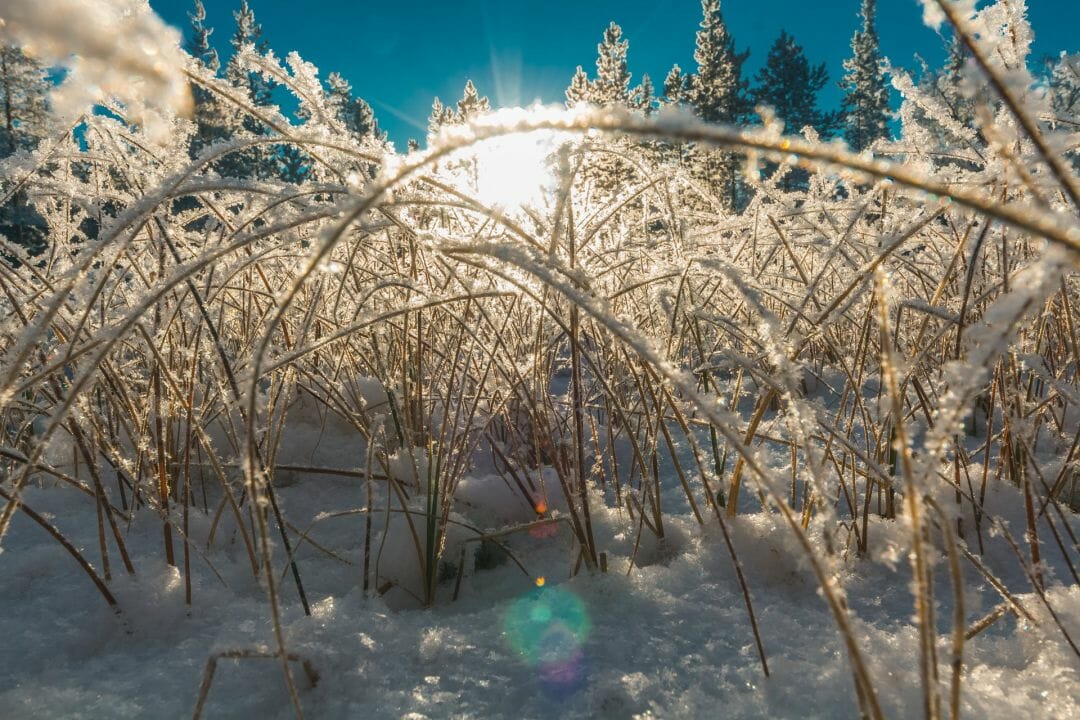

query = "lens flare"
[{"left": 504, "top": 585, "right": 590, "bottom": 695}]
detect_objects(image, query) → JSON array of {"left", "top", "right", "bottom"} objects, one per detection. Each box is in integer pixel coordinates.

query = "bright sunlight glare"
[{"left": 467, "top": 129, "right": 565, "bottom": 211}]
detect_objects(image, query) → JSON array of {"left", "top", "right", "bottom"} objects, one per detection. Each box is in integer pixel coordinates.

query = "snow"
[{"left": 2, "top": 407, "right": 1078, "bottom": 718}]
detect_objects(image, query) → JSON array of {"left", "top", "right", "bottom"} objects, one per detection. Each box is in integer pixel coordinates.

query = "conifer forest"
[{"left": 0, "top": 1, "right": 1079, "bottom": 717}]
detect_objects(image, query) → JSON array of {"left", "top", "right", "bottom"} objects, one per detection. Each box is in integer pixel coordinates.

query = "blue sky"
[{"left": 149, "top": 0, "right": 1080, "bottom": 147}]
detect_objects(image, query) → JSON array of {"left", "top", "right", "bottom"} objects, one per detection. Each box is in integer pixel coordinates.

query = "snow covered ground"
[{"left": 2, "top": 415, "right": 1077, "bottom": 719}]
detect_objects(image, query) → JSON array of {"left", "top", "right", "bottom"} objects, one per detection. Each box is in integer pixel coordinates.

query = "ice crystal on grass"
[
  {"left": 0, "top": 0, "right": 191, "bottom": 140},
  {"left": 0, "top": 3, "right": 1079, "bottom": 719}
]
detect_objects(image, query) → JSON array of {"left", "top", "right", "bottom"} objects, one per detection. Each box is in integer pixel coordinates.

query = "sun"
[{"left": 463, "top": 128, "right": 565, "bottom": 211}]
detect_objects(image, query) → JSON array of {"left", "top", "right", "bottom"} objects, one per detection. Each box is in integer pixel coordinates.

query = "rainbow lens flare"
[{"left": 504, "top": 585, "right": 590, "bottom": 695}]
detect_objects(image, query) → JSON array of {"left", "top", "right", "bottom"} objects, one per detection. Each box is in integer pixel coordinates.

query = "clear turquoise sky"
[{"left": 149, "top": 0, "right": 1080, "bottom": 147}]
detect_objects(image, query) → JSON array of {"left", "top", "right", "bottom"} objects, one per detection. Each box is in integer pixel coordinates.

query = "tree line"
[{"left": 1, "top": 0, "right": 1077, "bottom": 238}]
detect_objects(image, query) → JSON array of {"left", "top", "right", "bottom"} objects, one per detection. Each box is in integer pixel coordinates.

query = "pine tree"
[
  {"left": 565, "top": 66, "right": 591, "bottom": 107},
  {"left": 690, "top": 0, "right": 748, "bottom": 124},
  {"left": 429, "top": 97, "right": 445, "bottom": 134},
  {"left": 226, "top": 0, "right": 275, "bottom": 107},
  {"left": 1049, "top": 53, "right": 1080, "bottom": 119},
  {"left": 633, "top": 73, "right": 655, "bottom": 115},
  {"left": 327, "top": 72, "right": 379, "bottom": 139},
  {"left": 278, "top": 65, "right": 390, "bottom": 184},
  {"left": 0, "top": 43, "right": 49, "bottom": 257},
  {"left": 658, "top": 65, "right": 691, "bottom": 167},
  {"left": 572, "top": 23, "right": 634, "bottom": 197},
  {"left": 0, "top": 44, "right": 48, "bottom": 157},
  {"left": 456, "top": 79, "right": 491, "bottom": 123},
  {"left": 937, "top": 34, "right": 974, "bottom": 127},
  {"left": 276, "top": 144, "right": 309, "bottom": 184},
  {"left": 899, "top": 34, "right": 978, "bottom": 174},
  {"left": 662, "top": 64, "right": 690, "bottom": 107},
  {"left": 584, "top": 22, "right": 629, "bottom": 197},
  {"left": 592, "top": 22, "right": 631, "bottom": 106},
  {"left": 688, "top": 0, "right": 749, "bottom": 210},
  {"left": 752, "top": 31, "right": 840, "bottom": 190},
  {"left": 841, "top": 0, "right": 890, "bottom": 152},
  {"left": 186, "top": 0, "right": 220, "bottom": 73},
  {"left": 441, "top": 103, "right": 456, "bottom": 126},
  {"left": 752, "top": 31, "right": 840, "bottom": 137},
  {"left": 186, "top": 0, "right": 228, "bottom": 158},
  {"left": 632, "top": 73, "right": 663, "bottom": 169},
  {"left": 1048, "top": 53, "right": 1080, "bottom": 171},
  {"left": 222, "top": 0, "right": 277, "bottom": 178},
  {"left": 428, "top": 97, "right": 455, "bottom": 134}
]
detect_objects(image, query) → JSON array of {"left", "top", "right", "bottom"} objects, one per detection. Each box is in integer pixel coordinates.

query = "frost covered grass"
[{"left": 1, "top": 2, "right": 1079, "bottom": 719}]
